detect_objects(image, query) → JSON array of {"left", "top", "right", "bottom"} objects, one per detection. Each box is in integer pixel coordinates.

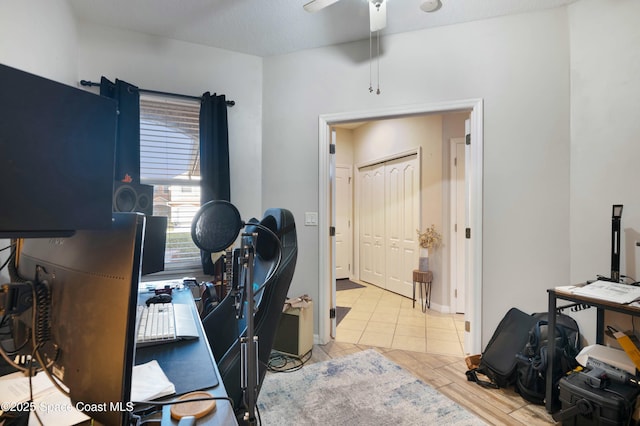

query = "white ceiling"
[{"left": 68, "top": 0, "right": 578, "bottom": 57}]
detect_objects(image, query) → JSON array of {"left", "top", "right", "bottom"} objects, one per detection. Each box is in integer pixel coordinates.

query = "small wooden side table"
[{"left": 412, "top": 270, "right": 433, "bottom": 312}]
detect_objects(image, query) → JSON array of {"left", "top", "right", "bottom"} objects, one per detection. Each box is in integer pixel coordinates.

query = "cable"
[
  {"left": 0, "top": 242, "right": 16, "bottom": 273},
  {"left": 255, "top": 402, "right": 262, "bottom": 426},
  {"left": 132, "top": 395, "right": 234, "bottom": 409},
  {"left": 0, "top": 241, "right": 15, "bottom": 252},
  {"left": 0, "top": 281, "right": 39, "bottom": 374},
  {"left": 247, "top": 223, "right": 283, "bottom": 295},
  {"left": 29, "top": 346, "right": 44, "bottom": 426},
  {"left": 267, "top": 349, "right": 312, "bottom": 373},
  {"left": 376, "top": 30, "right": 381, "bottom": 95},
  {"left": 32, "top": 276, "right": 52, "bottom": 344},
  {"left": 369, "top": 30, "right": 373, "bottom": 93},
  {"left": 0, "top": 333, "right": 30, "bottom": 356},
  {"left": 621, "top": 275, "right": 636, "bottom": 284}
]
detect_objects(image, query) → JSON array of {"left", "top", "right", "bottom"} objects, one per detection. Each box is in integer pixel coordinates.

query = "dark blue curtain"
[
  {"left": 199, "top": 92, "right": 230, "bottom": 274},
  {"left": 100, "top": 77, "right": 141, "bottom": 183}
]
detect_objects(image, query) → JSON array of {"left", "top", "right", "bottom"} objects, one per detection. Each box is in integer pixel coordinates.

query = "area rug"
[
  {"left": 257, "top": 349, "right": 486, "bottom": 426},
  {"left": 336, "top": 279, "right": 365, "bottom": 291}
]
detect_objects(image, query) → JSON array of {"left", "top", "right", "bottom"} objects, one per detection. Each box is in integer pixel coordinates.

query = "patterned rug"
[{"left": 257, "top": 349, "right": 486, "bottom": 426}]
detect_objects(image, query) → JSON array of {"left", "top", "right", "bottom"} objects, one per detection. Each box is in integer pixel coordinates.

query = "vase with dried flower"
[{"left": 416, "top": 224, "right": 441, "bottom": 271}]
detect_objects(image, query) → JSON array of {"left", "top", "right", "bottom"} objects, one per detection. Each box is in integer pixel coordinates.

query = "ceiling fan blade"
[
  {"left": 303, "top": 0, "right": 341, "bottom": 13},
  {"left": 369, "top": 0, "right": 387, "bottom": 32}
]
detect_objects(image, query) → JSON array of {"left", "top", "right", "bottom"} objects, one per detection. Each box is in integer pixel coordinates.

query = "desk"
[
  {"left": 135, "top": 288, "right": 237, "bottom": 425},
  {"left": 0, "top": 288, "right": 236, "bottom": 426},
  {"left": 545, "top": 287, "right": 640, "bottom": 414}
]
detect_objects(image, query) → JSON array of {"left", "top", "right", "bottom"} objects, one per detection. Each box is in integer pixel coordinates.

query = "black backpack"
[
  {"left": 466, "top": 308, "right": 539, "bottom": 388},
  {"left": 515, "top": 312, "right": 581, "bottom": 405}
]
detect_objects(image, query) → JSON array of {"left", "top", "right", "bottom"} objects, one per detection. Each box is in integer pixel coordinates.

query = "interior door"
[
  {"left": 385, "top": 161, "right": 403, "bottom": 292},
  {"left": 450, "top": 139, "right": 466, "bottom": 313},
  {"left": 335, "top": 165, "right": 352, "bottom": 280},
  {"left": 384, "top": 155, "right": 419, "bottom": 298},
  {"left": 330, "top": 129, "right": 337, "bottom": 337},
  {"left": 464, "top": 117, "right": 473, "bottom": 353},
  {"left": 359, "top": 164, "right": 385, "bottom": 286},
  {"left": 359, "top": 165, "right": 375, "bottom": 284},
  {"left": 359, "top": 155, "right": 418, "bottom": 297},
  {"left": 371, "top": 165, "right": 385, "bottom": 286}
]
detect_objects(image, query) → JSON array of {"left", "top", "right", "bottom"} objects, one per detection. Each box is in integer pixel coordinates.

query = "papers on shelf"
[
  {"left": 0, "top": 372, "right": 89, "bottom": 425},
  {"left": 0, "top": 360, "right": 175, "bottom": 425},
  {"left": 570, "top": 280, "right": 640, "bottom": 304},
  {"left": 131, "top": 360, "right": 176, "bottom": 402}
]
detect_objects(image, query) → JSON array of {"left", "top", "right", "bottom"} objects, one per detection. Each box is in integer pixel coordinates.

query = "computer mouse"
[{"left": 146, "top": 293, "right": 172, "bottom": 306}]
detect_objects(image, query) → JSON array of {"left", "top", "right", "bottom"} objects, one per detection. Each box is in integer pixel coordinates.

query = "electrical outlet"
[{"left": 304, "top": 212, "right": 318, "bottom": 226}]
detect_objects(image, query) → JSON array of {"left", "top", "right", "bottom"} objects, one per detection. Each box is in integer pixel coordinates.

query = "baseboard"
[{"left": 430, "top": 302, "right": 451, "bottom": 313}]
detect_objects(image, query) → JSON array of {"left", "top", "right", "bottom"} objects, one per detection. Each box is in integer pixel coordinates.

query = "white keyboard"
[{"left": 136, "top": 303, "right": 199, "bottom": 347}]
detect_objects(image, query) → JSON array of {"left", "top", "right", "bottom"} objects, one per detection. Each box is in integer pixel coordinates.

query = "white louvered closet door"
[
  {"left": 358, "top": 164, "right": 385, "bottom": 286},
  {"left": 384, "top": 155, "right": 419, "bottom": 297},
  {"left": 359, "top": 154, "right": 419, "bottom": 297}
]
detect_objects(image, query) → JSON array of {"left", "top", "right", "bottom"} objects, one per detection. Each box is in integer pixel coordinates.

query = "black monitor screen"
[
  {"left": 0, "top": 63, "right": 117, "bottom": 238},
  {"left": 16, "top": 213, "right": 144, "bottom": 425}
]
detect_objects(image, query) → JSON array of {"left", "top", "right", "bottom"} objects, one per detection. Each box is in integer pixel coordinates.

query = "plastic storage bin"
[{"left": 555, "top": 371, "right": 639, "bottom": 425}]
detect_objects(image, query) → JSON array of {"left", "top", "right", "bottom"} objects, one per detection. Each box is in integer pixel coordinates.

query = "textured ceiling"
[{"left": 68, "top": 0, "right": 578, "bottom": 57}]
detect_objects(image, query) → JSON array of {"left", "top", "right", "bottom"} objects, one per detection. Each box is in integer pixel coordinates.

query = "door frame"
[{"left": 318, "top": 99, "right": 484, "bottom": 355}]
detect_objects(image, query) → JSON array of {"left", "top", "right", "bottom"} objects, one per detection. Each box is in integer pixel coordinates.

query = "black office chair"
[{"left": 197, "top": 207, "right": 298, "bottom": 419}]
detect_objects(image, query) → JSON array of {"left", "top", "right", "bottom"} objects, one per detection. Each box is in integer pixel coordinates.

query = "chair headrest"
[
  {"left": 245, "top": 208, "right": 297, "bottom": 262},
  {"left": 246, "top": 214, "right": 279, "bottom": 261},
  {"left": 262, "top": 208, "right": 296, "bottom": 249}
]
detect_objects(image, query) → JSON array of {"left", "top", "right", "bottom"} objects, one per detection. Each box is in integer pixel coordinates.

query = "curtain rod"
[{"left": 79, "top": 80, "right": 235, "bottom": 106}]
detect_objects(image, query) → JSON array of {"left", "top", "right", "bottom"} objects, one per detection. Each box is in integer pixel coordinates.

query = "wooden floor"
[{"left": 307, "top": 341, "right": 558, "bottom": 426}]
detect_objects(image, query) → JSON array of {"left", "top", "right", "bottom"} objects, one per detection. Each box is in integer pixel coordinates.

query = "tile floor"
[{"left": 335, "top": 280, "right": 467, "bottom": 356}]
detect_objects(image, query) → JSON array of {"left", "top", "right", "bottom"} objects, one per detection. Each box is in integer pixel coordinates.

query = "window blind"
[{"left": 139, "top": 94, "right": 201, "bottom": 269}]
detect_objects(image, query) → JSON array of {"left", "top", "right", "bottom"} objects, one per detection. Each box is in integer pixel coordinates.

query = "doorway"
[{"left": 318, "top": 99, "right": 484, "bottom": 355}]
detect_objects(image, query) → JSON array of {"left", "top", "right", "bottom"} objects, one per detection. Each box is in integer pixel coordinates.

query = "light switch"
[{"left": 304, "top": 212, "right": 318, "bottom": 226}]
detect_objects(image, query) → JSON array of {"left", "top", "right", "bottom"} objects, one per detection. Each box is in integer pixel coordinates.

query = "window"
[{"left": 139, "top": 94, "right": 201, "bottom": 270}]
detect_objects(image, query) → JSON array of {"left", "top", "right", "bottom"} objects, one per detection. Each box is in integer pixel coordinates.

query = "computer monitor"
[
  {"left": 15, "top": 212, "right": 144, "bottom": 425},
  {"left": 0, "top": 63, "right": 117, "bottom": 238},
  {"left": 141, "top": 215, "right": 168, "bottom": 275}
]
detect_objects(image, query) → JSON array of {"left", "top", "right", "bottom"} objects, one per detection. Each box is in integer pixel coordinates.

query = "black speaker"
[{"left": 113, "top": 182, "right": 154, "bottom": 216}]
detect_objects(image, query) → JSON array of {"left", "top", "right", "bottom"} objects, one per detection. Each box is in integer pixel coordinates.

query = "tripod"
[{"left": 235, "top": 232, "right": 259, "bottom": 425}]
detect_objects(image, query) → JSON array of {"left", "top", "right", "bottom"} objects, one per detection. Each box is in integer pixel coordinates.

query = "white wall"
[
  {"left": 76, "top": 23, "right": 264, "bottom": 218},
  {"left": 568, "top": 0, "right": 640, "bottom": 341},
  {"left": 334, "top": 128, "right": 354, "bottom": 165},
  {"left": 0, "top": 0, "right": 79, "bottom": 285},
  {"left": 0, "top": 0, "right": 78, "bottom": 84},
  {"left": 263, "top": 8, "right": 571, "bottom": 344},
  {"left": 1, "top": 2, "right": 264, "bottom": 284},
  {"left": 569, "top": 0, "right": 640, "bottom": 282}
]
